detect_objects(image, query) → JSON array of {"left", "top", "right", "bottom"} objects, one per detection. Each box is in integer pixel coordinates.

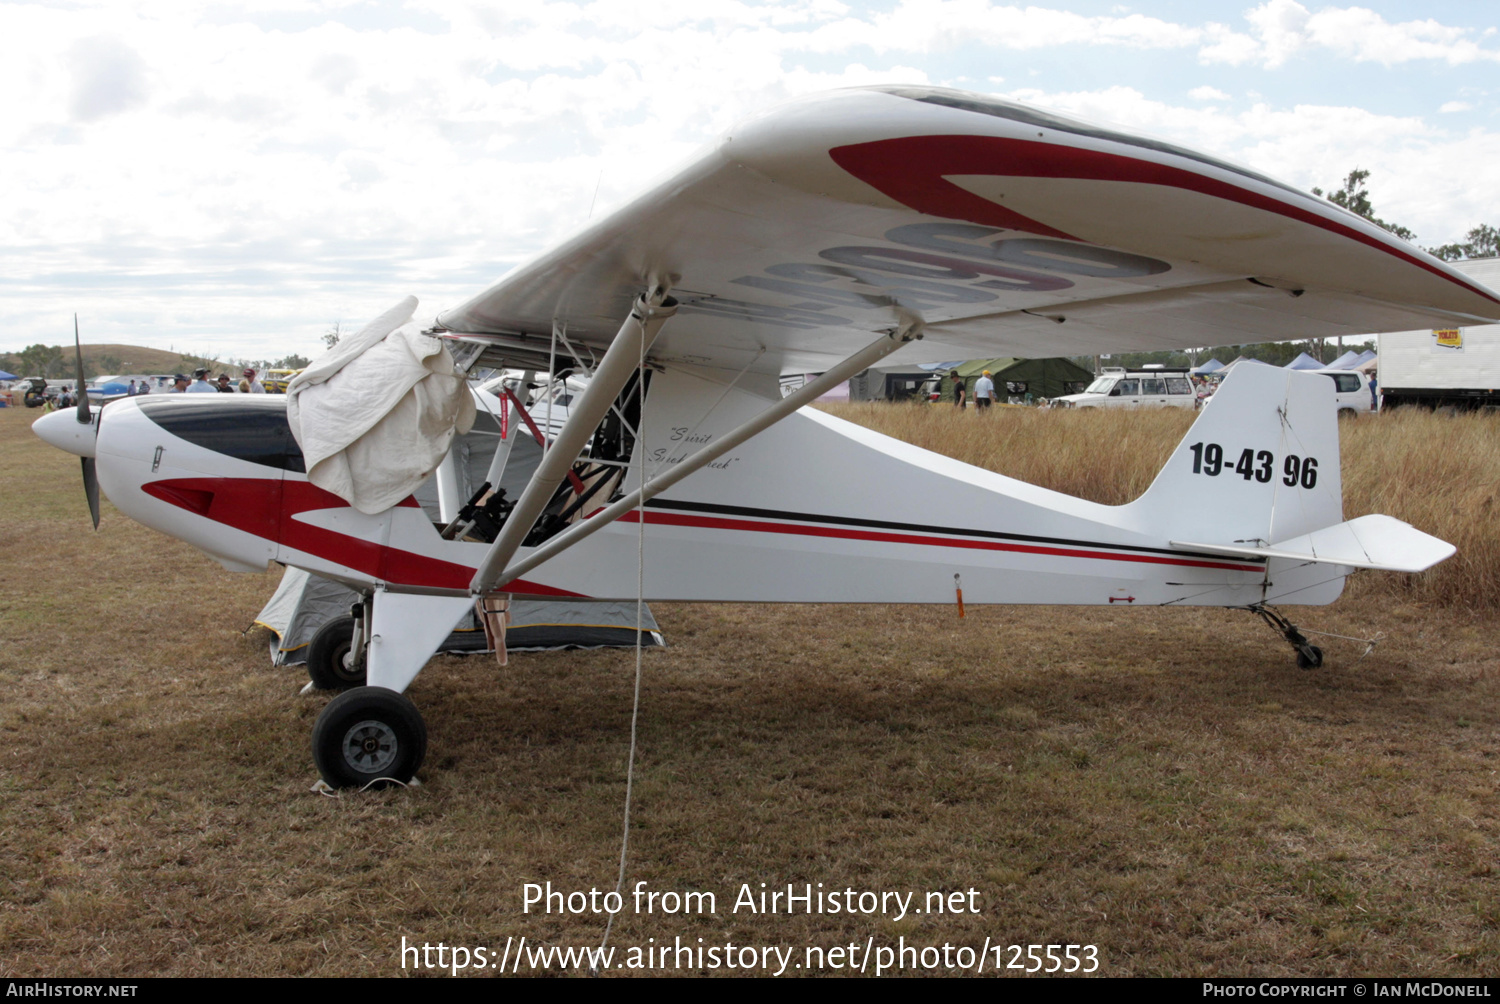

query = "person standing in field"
[
  {"left": 242, "top": 368, "right": 266, "bottom": 393},
  {"left": 973, "top": 370, "right": 996, "bottom": 410},
  {"left": 951, "top": 370, "right": 966, "bottom": 409}
]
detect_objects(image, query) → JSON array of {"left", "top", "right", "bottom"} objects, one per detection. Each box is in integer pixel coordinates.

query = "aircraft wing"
[{"left": 437, "top": 85, "right": 1500, "bottom": 376}]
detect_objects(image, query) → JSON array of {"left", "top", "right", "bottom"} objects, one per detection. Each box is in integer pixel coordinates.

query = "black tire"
[
  {"left": 311, "top": 686, "right": 427, "bottom": 789},
  {"left": 1296, "top": 645, "right": 1324, "bottom": 670},
  {"left": 306, "top": 616, "right": 365, "bottom": 690}
]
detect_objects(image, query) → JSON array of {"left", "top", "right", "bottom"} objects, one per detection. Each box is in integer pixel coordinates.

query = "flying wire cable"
[
  {"left": 545, "top": 323, "right": 559, "bottom": 453},
  {"left": 599, "top": 314, "right": 649, "bottom": 961}
]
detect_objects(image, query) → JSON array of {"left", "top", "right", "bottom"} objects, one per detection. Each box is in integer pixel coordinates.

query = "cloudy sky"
[{"left": 3, "top": 0, "right": 1497, "bottom": 360}]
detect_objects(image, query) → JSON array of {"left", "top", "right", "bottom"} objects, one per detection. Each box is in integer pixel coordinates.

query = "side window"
[
  {"left": 1115, "top": 380, "right": 1140, "bottom": 396},
  {"left": 1335, "top": 374, "right": 1360, "bottom": 393},
  {"left": 1140, "top": 378, "right": 1164, "bottom": 395},
  {"left": 1166, "top": 378, "right": 1192, "bottom": 395}
]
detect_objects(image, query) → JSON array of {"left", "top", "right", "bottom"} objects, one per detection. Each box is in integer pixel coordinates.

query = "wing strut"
[
  {"left": 469, "top": 286, "right": 678, "bottom": 596},
  {"left": 488, "top": 321, "right": 922, "bottom": 592}
]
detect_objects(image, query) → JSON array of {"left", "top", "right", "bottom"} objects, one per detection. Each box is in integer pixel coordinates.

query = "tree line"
[
  {"left": 0, "top": 344, "right": 311, "bottom": 381},
  {"left": 1313, "top": 169, "right": 1496, "bottom": 261}
]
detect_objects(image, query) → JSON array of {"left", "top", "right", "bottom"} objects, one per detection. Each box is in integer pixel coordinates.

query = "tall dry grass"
[
  {"left": 823, "top": 402, "right": 1193, "bottom": 505},
  {"left": 822, "top": 401, "right": 1500, "bottom": 609},
  {"left": 1339, "top": 409, "right": 1500, "bottom": 609}
]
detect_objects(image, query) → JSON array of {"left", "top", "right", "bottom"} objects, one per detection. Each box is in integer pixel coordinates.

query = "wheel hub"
[{"left": 342, "top": 720, "right": 399, "bottom": 774}]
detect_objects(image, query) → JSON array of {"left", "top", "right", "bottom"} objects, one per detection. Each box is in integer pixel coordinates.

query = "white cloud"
[
  {"left": 1214, "top": 0, "right": 1500, "bottom": 68},
  {"left": 1439, "top": 101, "right": 1473, "bottom": 113},
  {"left": 2, "top": 1, "right": 1497, "bottom": 356},
  {"left": 1243, "top": 0, "right": 1311, "bottom": 68},
  {"left": 68, "top": 35, "right": 151, "bottom": 121}
]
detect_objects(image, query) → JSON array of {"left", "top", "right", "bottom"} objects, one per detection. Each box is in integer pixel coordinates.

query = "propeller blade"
[
  {"left": 82, "top": 456, "right": 100, "bottom": 530},
  {"left": 74, "top": 314, "right": 91, "bottom": 425}
]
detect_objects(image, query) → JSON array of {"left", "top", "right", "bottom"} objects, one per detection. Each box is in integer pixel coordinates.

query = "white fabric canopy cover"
[{"left": 287, "top": 296, "right": 476, "bottom": 514}]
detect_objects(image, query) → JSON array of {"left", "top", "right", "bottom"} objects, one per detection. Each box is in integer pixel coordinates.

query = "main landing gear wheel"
[
  {"left": 306, "top": 615, "right": 366, "bottom": 690},
  {"left": 312, "top": 686, "right": 427, "bottom": 789}
]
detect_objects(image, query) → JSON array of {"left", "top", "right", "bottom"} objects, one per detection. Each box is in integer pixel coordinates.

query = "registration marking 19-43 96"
[{"left": 1188, "top": 442, "right": 1319, "bottom": 489}]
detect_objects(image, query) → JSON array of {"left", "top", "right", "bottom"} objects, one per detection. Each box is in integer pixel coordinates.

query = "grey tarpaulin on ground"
[{"left": 253, "top": 566, "right": 664, "bottom": 663}]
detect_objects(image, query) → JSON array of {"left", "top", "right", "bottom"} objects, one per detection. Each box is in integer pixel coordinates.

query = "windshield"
[{"left": 1084, "top": 377, "right": 1116, "bottom": 394}]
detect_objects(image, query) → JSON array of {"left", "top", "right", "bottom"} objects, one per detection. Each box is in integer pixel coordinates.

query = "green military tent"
[{"left": 939, "top": 358, "right": 1093, "bottom": 405}]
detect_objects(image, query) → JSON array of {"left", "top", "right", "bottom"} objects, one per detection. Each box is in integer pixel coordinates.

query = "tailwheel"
[
  {"left": 1247, "top": 603, "right": 1325, "bottom": 670},
  {"left": 1295, "top": 645, "right": 1324, "bottom": 671},
  {"left": 312, "top": 686, "right": 427, "bottom": 789}
]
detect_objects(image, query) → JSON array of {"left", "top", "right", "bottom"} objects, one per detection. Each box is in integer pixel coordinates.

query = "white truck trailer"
[{"left": 1379, "top": 257, "right": 1500, "bottom": 410}]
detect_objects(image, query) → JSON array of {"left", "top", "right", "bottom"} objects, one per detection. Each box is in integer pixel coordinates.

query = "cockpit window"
[{"left": 137, "top": 398, "right": 306, "bottom": 472}]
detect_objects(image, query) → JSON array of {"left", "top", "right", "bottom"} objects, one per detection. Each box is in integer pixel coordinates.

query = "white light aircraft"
[{"left": 35, "top": 87, "right": 1491, "bottom": 788}]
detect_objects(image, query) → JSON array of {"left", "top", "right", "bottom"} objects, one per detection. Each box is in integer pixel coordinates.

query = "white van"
[
  {"left": 1048, "top": 367, "right": 1197, "bottom": 410},
  {"left": 1310, "top": 368, "right": 1375, "bottom": 415}
]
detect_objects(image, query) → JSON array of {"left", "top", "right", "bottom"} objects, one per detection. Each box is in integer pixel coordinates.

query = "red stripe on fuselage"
[
  {"left": 619, "top": 508, "right": 1264, "bottom": 573},
  {"left": 142, "top": 476, "right": 583, "bottom": 597},
  {"left": 829, "top": 135, "right": 1500, "bottom": 308}
]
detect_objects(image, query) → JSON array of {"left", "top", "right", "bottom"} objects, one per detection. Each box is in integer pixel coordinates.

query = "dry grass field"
[{"left": 1, "top": 399, "right": 1497, "bottom": 978}]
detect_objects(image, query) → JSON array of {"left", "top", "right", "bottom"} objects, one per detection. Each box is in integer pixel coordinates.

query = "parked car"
[
  {"left": 21, "top": 377, "right": 50, "bottom": 408},
  {"left": 263, "top": 368, "right": 301, "bottom": 394},
  {"left": 1046, "top": 367, "right": 1197, "bottom": 410},
  {"left": 1310, "top": 367, "right": 1375, "bottom": 416}
]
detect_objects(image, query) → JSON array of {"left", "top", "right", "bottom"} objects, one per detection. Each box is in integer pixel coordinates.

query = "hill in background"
[{"left": 0, "top": 343, "right": 309, "bottom": 381}]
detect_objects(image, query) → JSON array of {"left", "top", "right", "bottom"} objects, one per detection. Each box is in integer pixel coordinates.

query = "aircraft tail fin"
[{"left": 1124, "top": 362, "right": 1343, "bottom": 548}]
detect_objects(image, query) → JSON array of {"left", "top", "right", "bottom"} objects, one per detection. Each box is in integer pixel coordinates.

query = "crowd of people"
[
  {"left": 946, "top": 369, "right": 1028, "bottom": 409},
  {"left": 125, "top": 368, "right": 268, "bottom": 395}
]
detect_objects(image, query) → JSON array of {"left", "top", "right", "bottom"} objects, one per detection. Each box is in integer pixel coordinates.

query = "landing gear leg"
[
  {"left": 1247, "top": 603, "right": 1323, "bottom": 670},
  {"left": 306, "top": 597, "right": 372, "bottom": 690}
]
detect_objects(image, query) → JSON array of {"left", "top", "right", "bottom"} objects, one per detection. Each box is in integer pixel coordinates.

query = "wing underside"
[{"left": 437, "top": 86, "right": 1500, "bottom": 376}]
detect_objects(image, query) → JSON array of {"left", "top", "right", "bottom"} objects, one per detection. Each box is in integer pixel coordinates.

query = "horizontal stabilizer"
[{"left": 1172, "top": 514, "right": 1455, "bottom": 573}]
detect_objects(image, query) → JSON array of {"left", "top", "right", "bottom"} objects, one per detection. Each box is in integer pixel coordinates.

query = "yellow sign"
[{"left": 1433, "top": 328, "right": 1464, "bottom": 350}]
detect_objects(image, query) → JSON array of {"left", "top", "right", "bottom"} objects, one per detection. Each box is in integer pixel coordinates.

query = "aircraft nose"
[{"left": 32, "top": 408, "right": 98, "bottom": 458}]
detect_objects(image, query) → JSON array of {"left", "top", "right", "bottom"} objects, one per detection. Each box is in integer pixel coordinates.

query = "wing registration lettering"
[{"left": 701, "top": 223, "right": 1175, "bottom": 329}]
